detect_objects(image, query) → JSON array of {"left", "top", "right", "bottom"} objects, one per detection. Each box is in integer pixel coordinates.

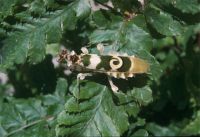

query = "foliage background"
[{"left": 0, "top": 0, "right": 200, "bottom": 136}]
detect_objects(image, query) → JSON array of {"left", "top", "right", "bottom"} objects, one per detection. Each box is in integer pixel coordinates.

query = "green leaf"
[
  {"left": 120, "top": 20, "right": 153, "bottom": 51},
  {"left": 56, "top": 81, "right": 129, "bottom": 137},
  {"left": 0, "top": 123, "right": 7, "bottom": 137},
  {"left": 131, "top": 129, "right": 149, "bottom": 137},
  {"left": 54, "top": 78, "right": 68, "bottom": 98},
  {"left": 90, "top": 19, "right": 153, "bottom": 51},
  {"left": 115, "top": 93, "right": 140, "bottom": 117},
  {"left": 0, "top": 0, "right": 91, "bottom": 69},
  {"left": 41, "top": 78, "right": 68, "bottom": 116},
  {"left": 181, "top": 111, "right": 200, "bottom": 135},
  {"left": 90, "top": 9, "right": 123, "bottom": 29},
  {"left": 14, "top": 99, "right": 46, "bottom": 121},
  {"left": 89, "top": 30, "right": 117, "bottom": 43},
  {"left": 90, "top": 10, "right": 112, "bottom": 28},
  {"left": 146, "top": 123, "right": 178, "bottom": 136},
  {"left": 174, "top": 0, "right": 200, "bottom": 14},
  {"left": 29, "top": 0, "right": 46, "bottom": 14},
  {"left": 130, "top": 86, "right": 153, "bottom": 105},
  {"left": 10, "top": 122, "right": 55, "bottom": 137},
  {"left": 0, "top": 98, "right": 55, "bottom": 137},
  {"left": 115, "top": 86, "right": 153, "bottom": 107},
  {"left": 145, "top": 6, "right": 183, "bottom": 36},
  {"left": 0, "top": 78, "right": 68, "bottom": 137},
  {"left": 0, "top": 0, "right": 19, "bottom": 18},
  {"left": 73, "top": 0, "right": 91, "bottom": 18},
  {"left": 155, "top": 0, "right": 200, "bottom": 14}
]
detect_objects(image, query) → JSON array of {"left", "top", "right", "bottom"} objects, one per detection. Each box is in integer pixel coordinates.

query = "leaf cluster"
[{"left": 0, "top": 0, "right": 200, "bottom": 136}]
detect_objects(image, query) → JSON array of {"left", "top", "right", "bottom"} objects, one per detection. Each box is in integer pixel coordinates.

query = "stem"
[{"left": 6, "top": 116, "right": 54, "bottom": 137}]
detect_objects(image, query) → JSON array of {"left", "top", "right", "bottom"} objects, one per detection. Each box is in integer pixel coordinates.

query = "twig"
[{"left": 6, "top": 116, "right": 54, "bottom": 137}]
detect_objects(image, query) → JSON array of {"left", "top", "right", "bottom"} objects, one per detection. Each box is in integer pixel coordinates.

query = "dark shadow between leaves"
[
  {"left": 85, "top": 73, "right": 149, "bottom": 93},
  {"left": 60, "top": 20, "right": 90, "bottom": 52},
  {"left": 8, "top": 55, "right": 57, "bottom": 98}
]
